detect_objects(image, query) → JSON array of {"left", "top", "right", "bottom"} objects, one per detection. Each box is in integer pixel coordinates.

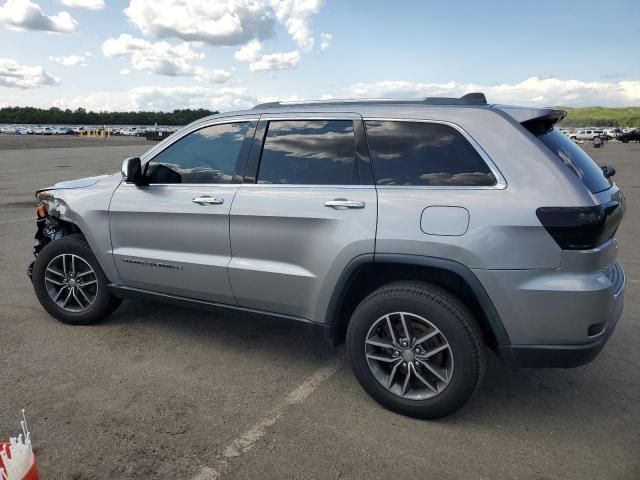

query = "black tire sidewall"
[
  {"left": 32, "top": 235, "right": 116, "bottom": 324},
  {"left": 347, "top": 285, "right": 483, "bottom": 419}
]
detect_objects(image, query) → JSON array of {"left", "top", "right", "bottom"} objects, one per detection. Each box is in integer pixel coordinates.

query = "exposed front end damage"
[{"left": 27, "top": 193, "right": 79, "bottom": 280}]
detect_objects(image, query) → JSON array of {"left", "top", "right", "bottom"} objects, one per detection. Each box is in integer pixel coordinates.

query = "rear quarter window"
[
  {"left": 534, "top": 128, "right": 611, "bottom": 193},
  {"left": 364, "top": 120, "right": 497, "bottom": 186}
]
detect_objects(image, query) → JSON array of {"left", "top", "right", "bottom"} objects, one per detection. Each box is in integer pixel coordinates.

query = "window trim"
[
  {"left": 132, "top": 117, "right": 258, "bottom": 187},
  {"left": 243, "top": 114, "right": 374, "bottom": 187},
  {"left": 363, "top": 117, "right": 507, "bottom": 190}
]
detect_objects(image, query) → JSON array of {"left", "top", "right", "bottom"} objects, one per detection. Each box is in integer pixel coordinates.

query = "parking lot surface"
[{"left": 1, "top": 137, "right": 639, "bottom": 479}]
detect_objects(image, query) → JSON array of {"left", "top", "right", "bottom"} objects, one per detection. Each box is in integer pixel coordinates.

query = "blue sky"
[{"left": 0, "top": 0, "right": 638, "bottom": 111}]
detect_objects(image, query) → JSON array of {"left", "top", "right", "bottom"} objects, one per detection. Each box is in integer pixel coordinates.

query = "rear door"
[
  {"left": 109, "top": 117, "right": 257, "bottom": 303},
  {"left": 228, "top": 113, "right": 377, "bottom": 321}
]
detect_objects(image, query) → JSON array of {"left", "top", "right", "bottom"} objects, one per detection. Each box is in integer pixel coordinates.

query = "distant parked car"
[
  {"left": 617, "top": 129, "right": 640, "bottom": 143},
  {"left": 54, "top": 127, "right": 70, "bottom": 135},
  {"left": 120, "top": 127, "right": 139, "bottom": 136},
  {"left": 604, "top": 128, "right": 621, "bottom": 140},
  {"left": 569, "top": 129, "right": 604, "bottom": 141}
]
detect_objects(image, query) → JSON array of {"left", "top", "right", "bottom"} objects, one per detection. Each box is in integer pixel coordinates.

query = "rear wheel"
[
  {"left": 347, "top": 281, "right": 484, "bottom": 419},
  {"left": 32, "top": 234, "right": 121, "bottom": 324}
]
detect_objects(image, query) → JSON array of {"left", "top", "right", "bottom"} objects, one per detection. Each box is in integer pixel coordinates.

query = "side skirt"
[{"left": 108, "top": 284, "right": 331, "bottom": 340}]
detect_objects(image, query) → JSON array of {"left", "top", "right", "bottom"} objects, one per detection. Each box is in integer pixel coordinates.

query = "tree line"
[
  {"left": 560, "top": 107, "right": 640, "bottom": 128},
  {"left": 1, "top": 105, "right": 638, "bottom": 128},
  {"left": 0, "top": 107, "right": 218, "bottom": 126}
]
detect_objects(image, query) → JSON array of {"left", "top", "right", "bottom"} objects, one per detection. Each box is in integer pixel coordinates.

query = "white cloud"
[
  {"left": 269, "top": 0, "right": 323, "bottom": 51},
  {"left": 345, "top": 76, "right": 640, "bottom": 107},
  {"left": 234, "top": 40, "right": 300, "bottom": 72},
  {"left": 194, "top": 68, "right": 232, "bottom": 83},
  {"left": 123, "top": 0, "right": 325, "bottom": 51},
  {"left": 0, "top": 57, "right": 60, "bottom": 88},
  {"left": 53, "top": 85, "right": 256, "bottom": 112},
  {"left": 102, "top": 34, "right": 231, "bottom": 83},
  {"left": 49, "top": 53, "right": 87, "bottom": 66},
  {"left": 320, "top": 32, "right": 331, "bottom": 50},
  {"left": 58, "top": 0, "right": 104, "bottom": 10},
  {"left": 249, "top": 49, "right": 300, "bottom": 72},
  {"left": 0, "top": 0, "right": 77, "bottom": 33},
  {"left": 234, "top": 39, "right": 262, "bottom": 62},
  {"left": 123, "top": 0, "right": 275, "bottom": 46}
]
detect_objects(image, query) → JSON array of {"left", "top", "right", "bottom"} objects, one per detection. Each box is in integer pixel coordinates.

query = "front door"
[
  {"left": 228, "top": 114, "right": 377, "bottom": 321},
  {"left": 109, "top": 118, "right": 256, "bottom": 303}
]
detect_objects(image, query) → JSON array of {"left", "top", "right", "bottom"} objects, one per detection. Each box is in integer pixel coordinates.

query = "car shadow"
[
  {"left": 100, "top": 297, "right": 337, "bottom": 365},
  {"left": 101, "top": 298, "right": 627, "bottom": 424}
]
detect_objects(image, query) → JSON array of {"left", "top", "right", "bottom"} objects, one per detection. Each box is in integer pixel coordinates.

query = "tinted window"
[
  {"left": 365, "top": 121, "right": 496, "bottom": 186},
  {"left": 146, "top": 122, "right": 249, "bottom": 184},
  {"left": 257, "top": 120, "right": 358, "bottom": 185},
  {"left": 536, "top": 128, "right": 611, "bottom": 193}
]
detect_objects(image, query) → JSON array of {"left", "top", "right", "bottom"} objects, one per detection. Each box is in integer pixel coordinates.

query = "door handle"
[
  {"left": 324, "top": 199, "right": 365, "bottom": 209},
  {"left": 192, "top": 196, "right": 224, "bottom": 205}
]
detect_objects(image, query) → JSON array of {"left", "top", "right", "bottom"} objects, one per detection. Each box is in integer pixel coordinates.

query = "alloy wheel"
[
  {"left": 44, "top": 254, "right": 98, "bottom": 313},
  {"left": 365, "top": 312, "right": 454, "bottom": 400}
]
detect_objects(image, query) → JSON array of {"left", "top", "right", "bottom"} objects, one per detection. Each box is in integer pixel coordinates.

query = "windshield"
[{"left": 536, "top": 128, "right": 612, "bottom": 193}]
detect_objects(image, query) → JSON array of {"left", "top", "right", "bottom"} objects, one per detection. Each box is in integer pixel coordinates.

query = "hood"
[{"left": 36, "top": 174, "right": 110, "bottom": 195}]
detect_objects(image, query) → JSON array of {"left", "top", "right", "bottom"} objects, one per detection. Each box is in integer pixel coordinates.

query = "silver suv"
[{"left": 28, "top": 94, "right": 626, "bottom": 418}]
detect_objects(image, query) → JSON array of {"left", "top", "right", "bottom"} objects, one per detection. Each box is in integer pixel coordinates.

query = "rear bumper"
[{"left": 499, "top": 285, "right": 624, "bottom": 368}]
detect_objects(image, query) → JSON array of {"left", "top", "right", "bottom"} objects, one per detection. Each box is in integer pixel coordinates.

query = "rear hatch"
[{"left": 520, "top": 111, "right": 624, "bottom": 251}]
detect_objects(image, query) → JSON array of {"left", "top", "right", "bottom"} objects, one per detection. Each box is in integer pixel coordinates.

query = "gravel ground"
[{"left": 0, "top": 139, "right": 638, "bottom": 479}]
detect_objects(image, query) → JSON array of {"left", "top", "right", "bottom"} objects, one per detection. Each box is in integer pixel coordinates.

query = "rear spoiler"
[
  {"left": 496, "top": 105, "right": 566, "bottom": 125},
  {"left": 533, "top": 109, "right": 567, "bottom": 124},
  {"left": 520, "top": 109, "right": 567, "bottom": 136}
]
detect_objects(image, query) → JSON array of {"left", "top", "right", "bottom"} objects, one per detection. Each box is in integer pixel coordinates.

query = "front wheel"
[
  {"left": 32, "top": 234, "right": 122, "bottom": 324},
  {"left": 347, "top": 281, "right": 484, "bottom": 419}
]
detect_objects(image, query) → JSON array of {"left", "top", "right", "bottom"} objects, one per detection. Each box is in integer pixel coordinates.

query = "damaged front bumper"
[{"left": 26, "top": 213, "right": 65, "bottom": 280}]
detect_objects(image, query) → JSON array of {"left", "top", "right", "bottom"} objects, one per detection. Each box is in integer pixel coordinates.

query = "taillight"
[{"left": 536, "top": 201, "right": 622, "bottom": 250}]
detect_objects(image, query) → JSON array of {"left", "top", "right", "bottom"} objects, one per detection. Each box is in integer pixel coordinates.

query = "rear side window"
[
  {"left": 535, "top": 128, "right": 611, "bottom": 193},
  {"left": 365, "top": 120, "right": 497, "bottom": 186},
  {"left": 257, "top": 120, "right": 359, "bottom": 185}
]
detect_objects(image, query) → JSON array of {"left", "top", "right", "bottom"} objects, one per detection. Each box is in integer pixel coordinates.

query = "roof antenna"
[{"left": 460, "top": 93, "right": 487, "bottom": 104}]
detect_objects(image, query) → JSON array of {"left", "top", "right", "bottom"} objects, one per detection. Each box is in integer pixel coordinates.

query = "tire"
[
  {"left": 347, "top": 281, "right": 484, "bottom": 419},
  {"left": 32, "top": 234, "right": 122, "bottom": 325}
]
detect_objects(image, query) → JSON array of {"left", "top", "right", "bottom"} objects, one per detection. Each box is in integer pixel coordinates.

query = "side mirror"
[
  {"left": 121, "top": 157, "right": 143, "bottom": 184},
  {"left": 601, "top": 165, "right": 616, "bottom": 178}
]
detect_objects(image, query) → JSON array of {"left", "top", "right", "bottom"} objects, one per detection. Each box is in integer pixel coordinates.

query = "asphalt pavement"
[{"left": 1, "top": 136, "right": 638, "bottom": 479}]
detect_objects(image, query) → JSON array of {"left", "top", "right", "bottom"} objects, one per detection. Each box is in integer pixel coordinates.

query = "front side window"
[
  {"left": 257, "top": 120, "right": 359, "bottom": 185},
  {"left": 145, "top": 122, "right": 249, "bottom": 184},
  {"left": 365, "top": 120, "right": 497, "bottom": 186}
]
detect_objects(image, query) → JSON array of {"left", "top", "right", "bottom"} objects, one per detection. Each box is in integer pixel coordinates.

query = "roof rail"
[{"left": 252, "top": 92, "right": 487, "bottom": 109}]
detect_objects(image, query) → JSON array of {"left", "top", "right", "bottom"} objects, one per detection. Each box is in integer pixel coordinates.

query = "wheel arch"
[
  {"left": 35, "top": 214, "right": 121, "bottom": 284},
  {"left": 325, "top": 254, "right": 511, "bottom": 352}
]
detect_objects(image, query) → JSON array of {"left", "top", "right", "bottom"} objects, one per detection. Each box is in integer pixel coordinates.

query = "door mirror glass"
[{"left": 121, "top": 157, "right": 143, "bottom": 184}]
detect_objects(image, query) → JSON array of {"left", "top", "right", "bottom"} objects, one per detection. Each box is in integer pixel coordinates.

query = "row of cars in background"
[
  {"left": 558, "top": 127, "right": 640, "bottom": 143},
  {"left": 0, "top": 125, "right": 179, "bottom": 138},
  {"left": 3, "top": 123, "right": 638, "bottom": 143}
]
